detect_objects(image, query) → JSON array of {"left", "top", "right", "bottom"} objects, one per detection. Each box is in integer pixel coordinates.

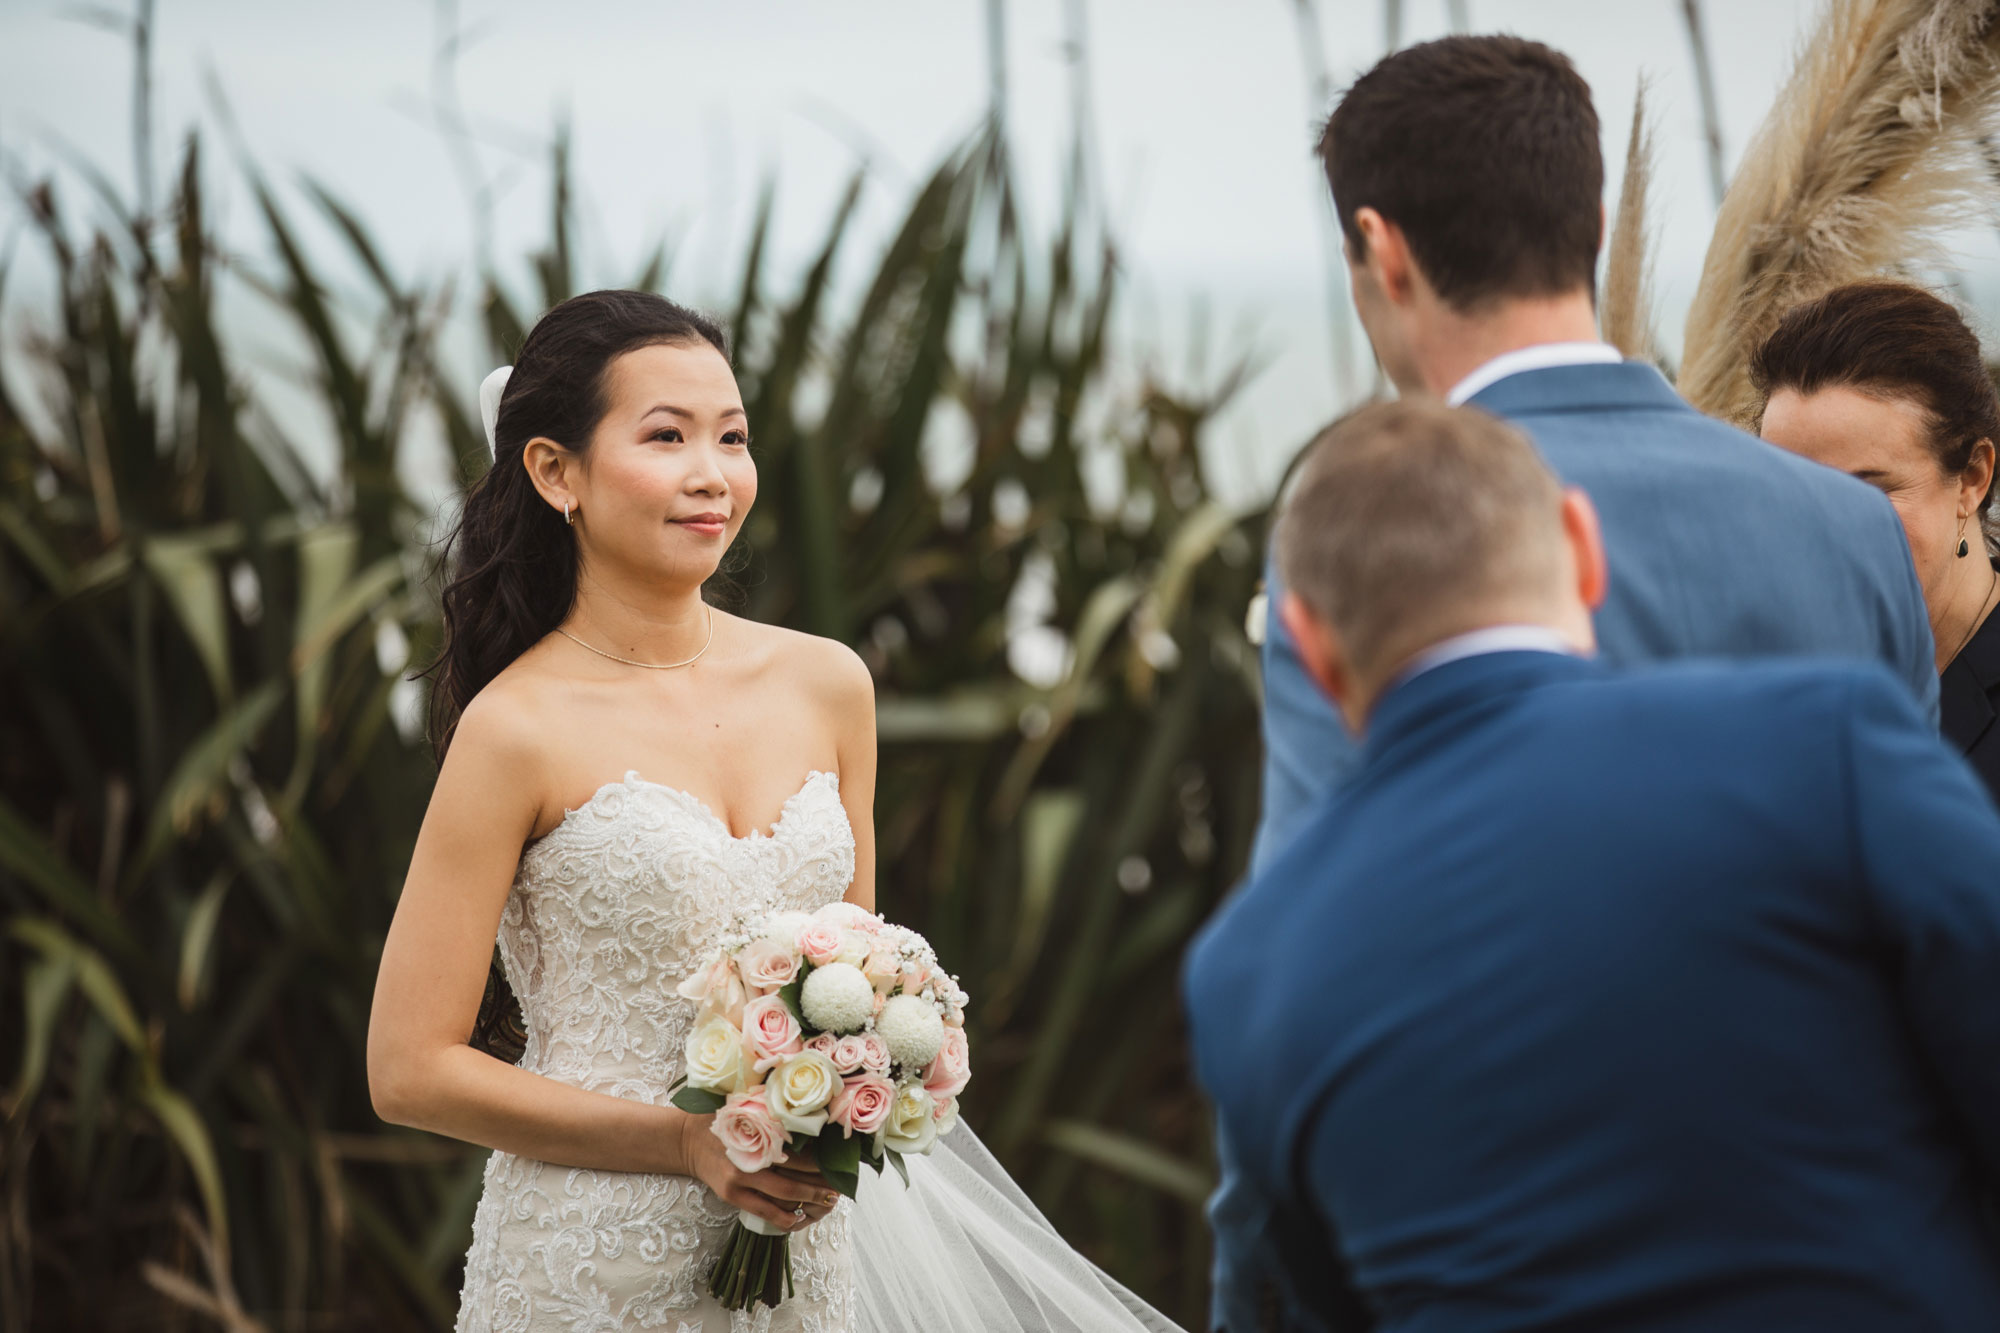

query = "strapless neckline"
[{"left": 536, "top": 768, "right": 839, "bottom": 849}]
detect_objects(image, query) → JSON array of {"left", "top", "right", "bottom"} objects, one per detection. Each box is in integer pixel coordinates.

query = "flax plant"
[{"left": 0, "top": 108, "right": 1263, "bottom": 1327}]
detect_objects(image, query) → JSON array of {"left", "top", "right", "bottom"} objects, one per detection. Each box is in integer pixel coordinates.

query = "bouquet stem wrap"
[{"left": 711, "top": 1211, "right": 793, "bottom": 1311}]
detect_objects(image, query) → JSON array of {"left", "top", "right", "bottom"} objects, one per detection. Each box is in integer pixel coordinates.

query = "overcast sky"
[{"left": 5, "top": 0, "right": 1993, "bottom": 504}]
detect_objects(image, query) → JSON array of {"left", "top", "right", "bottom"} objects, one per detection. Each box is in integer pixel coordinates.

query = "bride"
[{"left": 366, "top": 290, "right": 1184, "bottom": 1332}]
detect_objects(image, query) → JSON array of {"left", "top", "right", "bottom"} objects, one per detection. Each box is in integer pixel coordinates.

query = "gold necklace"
[
  {"left": 1945, "top": 565, "right": 1999, "bottom": 667},
  {"left": 557, "top": 605, "right": 714, "bottom": 670}
]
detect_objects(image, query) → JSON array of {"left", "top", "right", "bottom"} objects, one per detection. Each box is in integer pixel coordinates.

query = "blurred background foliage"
[{"left": 0, "top": 40, "right": 1269, "bottom": 1328}]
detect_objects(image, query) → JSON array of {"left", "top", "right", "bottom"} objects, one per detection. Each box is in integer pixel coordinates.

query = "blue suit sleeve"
[
  {"left": 1206, "top": 1132, "right": 1275, "bottom": 1333},
  {"left": 1208, "top": 1126, "right": 1368, "bottom": 1333},
  {"left": 1254, "top": 554, "right": 1361, "bottom": 875},
  {"left": 1845, "top": 671, "right": 2000, "bottom": 1182}
]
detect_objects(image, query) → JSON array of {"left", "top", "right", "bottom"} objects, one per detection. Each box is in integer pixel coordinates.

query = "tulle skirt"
[
  {"left": 454, "top": 1122, "right": 1187, "bottom": 1332},
  {"left": 850, "top": 1125, "right": 1187, "bottom": 1333}
]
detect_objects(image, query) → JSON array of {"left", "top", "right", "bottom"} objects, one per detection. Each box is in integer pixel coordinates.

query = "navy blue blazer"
[
  {"left": 1254, "top": 362, "right": 1937, "bottom": 875},
  {"left": 1190, "top": 651, "right": 2000, "bottom": 1332}
]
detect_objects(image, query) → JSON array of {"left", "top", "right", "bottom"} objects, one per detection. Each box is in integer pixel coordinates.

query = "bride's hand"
[{"left": 680, "top": 1116, "right": 841, "bottom": 1232}]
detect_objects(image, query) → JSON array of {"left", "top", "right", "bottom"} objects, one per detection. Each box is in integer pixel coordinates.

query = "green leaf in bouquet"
[
  {"left": 778, "top": 977, "right": 807, "bottom": 1030},
  {"left": 813, "top": 1123, "right": 863, "bottom": 1199},
  {"left": 670, "top": 1085, "right": 727, "bottom": 1115},
  {"left": 885, "top": 1148, "right": 911, "bottom": 1189}
]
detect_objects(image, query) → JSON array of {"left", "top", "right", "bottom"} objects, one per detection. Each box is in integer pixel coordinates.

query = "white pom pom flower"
[
  {"left": 813, "top": 901, "right": 878, "bottom": 931},
  {"left": 800, "top": 962, "right": 875, "bottom": 1035},
  {"left": 764, "top": 910, "right": 813, "bottom": 946},
  {"left": 876, "top": 994, "right": 945, "bottom": 1069}
]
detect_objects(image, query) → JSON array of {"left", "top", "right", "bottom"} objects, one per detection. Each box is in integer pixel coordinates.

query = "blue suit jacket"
[
  {"left": 1189, "top": 651, "right": 2000, "bottom": 1332},
  {"left": 1255, "top": 362, "right": 1936, "bottom": 875},
  {"left": 1214, "top": 363, "right": 1938, "bottom": 1330}
]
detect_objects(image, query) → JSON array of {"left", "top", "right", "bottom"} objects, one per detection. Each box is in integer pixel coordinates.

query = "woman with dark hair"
[
  {"left": 364, "top": 290, "right": 866, "bottom": 1327},
  {"left": 1756, "top": 282, "right": 2000, "bottom": 799},
  {"left": 365, "top": 291, "right": 1183, "bottom": 1332}
]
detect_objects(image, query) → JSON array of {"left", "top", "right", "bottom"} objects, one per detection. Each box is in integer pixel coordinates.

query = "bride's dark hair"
[
  {"left": 421, "top": 289, "right": 728, "bottom": 1056},
  {"left": 426, "top": 289, "right": 730, "bottom": 757}
]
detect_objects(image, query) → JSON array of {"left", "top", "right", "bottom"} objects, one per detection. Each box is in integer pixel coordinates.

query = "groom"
[
  {"left": 1218, "top": 36, "right": 1940, "bottom": 1329},
  {"left": 1188, "top": 400, "right": 2000, "bottom": 1331},
  {"left": 1256, "top": 34, "right": 1936, "bottom": 872}
]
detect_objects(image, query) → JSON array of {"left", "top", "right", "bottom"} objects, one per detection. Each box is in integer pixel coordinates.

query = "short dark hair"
[
  {"left": 1277, "top": 400, "right": 1565, "bottom": 680},
  {"left": 1751, "top": 281, "right": 1999, "bottom": 528},
  {"left": 1319, "top": 35, "right": 1603, "bottom": 310}
]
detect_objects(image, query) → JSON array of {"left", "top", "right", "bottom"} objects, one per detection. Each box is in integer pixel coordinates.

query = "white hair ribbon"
[{"left": 478, "top": 365, "right": 513, "bottom": 458}]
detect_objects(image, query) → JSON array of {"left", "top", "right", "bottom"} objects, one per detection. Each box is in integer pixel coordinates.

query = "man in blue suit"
[
  {"left": 1256, "top": 35, "right": 1933, "bottom": 878},
  {"left": 1188, "top": 399, "right": 2000, "bottom": 1331},
  {"left": 1219, "top": 37, "right": 1936, "bottom": 1326}
]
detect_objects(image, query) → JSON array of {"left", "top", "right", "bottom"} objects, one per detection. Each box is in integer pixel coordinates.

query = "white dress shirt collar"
[
  {"left": 1445, "top": 341, "right": 1624, "bottom": 407},
  {"left": 1393, "top": 624, "right": 1579, "bottom": 689}
]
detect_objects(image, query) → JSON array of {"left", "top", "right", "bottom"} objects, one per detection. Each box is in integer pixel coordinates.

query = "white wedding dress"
[{"left": 454, "top": 770, "right": 1185, "bottom": 1333}]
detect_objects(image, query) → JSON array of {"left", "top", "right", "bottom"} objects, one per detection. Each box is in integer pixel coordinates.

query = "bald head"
[{"left": 1276, "top": 399, "right": 1604, "bottom": 724}]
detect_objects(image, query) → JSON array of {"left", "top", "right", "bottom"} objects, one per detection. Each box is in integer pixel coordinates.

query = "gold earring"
[
  {"left": 564, "top": 499, "right": 574, "bottom": 526},
  {"left": 1959, "top": 515, "right": 1971, "bottom": 558}
]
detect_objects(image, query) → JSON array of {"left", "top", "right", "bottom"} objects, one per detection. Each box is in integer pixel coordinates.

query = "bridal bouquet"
[{"left": 671, "top": 900, "right": 971, "bottom": 1311}]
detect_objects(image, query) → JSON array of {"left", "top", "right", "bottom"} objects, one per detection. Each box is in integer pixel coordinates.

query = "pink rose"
[
  {"left": 736, "top": 938, "right": 801, "bottom": 994},
  {"left": 828, "top": 1075, "right": 896, "bottom": 1138},
  {"left": 862, "top": 950, "right": 903, "bottom": 992},
  {"left": 858, "top": 1033, "right": 892, "bottom": 1076},
  {"left": 713, "top": 1089, "right": 789, "bottom": 1173},
  {"left": 676, "top": 954, "right": 748, "bottom": 1023},
  {"left": 743, "top": 994, "right": 804, "bottom": 1071},
  {"left": 922, "top": 1026, "right": 971, "bottom": 1100},
  {"left": 828, "top": 1035, "right": 871, "bottom": 1075},
  {"left": 798, "top": 921, "right": 846, "bottom": 967},
  {"left": 806, "top": 1033, "right": 839, "bottom": 1059}
]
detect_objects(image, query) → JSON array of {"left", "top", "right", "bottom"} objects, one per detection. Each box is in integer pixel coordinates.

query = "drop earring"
[{"left": 1958, "top": 517, "right": 1971, "bottom": 558}]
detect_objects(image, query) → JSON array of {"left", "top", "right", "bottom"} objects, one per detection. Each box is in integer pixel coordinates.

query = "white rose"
[
  {"left": 683, "top": 1016, "right": 750, "bottom": 1094},
  {"left": 880, "top": 1082, "right": 939, "bottom": 1156},
  {"left": 766, "top": 1050, "right": 839, "bottom": 1136},
  {"left": 831, "top": 929, "right": 872, "bottom": 968}
]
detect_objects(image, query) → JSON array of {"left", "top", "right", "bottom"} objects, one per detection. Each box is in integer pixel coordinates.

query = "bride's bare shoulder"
[
  {"left": 445, "top": 642, "right": 570, "bottom": 774},
  {"left": 724, "top": 613, "right": 872, "bottom": 715}
]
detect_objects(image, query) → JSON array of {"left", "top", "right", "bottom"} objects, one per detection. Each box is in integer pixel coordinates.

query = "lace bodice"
[{"left": 456, "top": 770, "right": 858, "bottom": 1333}]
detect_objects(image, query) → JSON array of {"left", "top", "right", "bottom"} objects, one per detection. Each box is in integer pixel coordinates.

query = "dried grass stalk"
[
  {"left": 1602, "top": 78, "right": 1661, "bottom": 361},
  {"left": 1679, "top": 0, "right": 2000, "bottom": 426}
]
